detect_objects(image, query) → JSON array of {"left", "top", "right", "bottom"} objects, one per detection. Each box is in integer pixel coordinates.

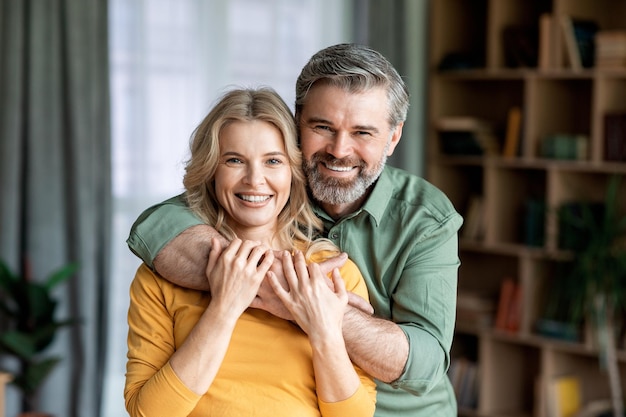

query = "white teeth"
[
  {"left": 238, "top": 194, "right": 270, "bottom": 203},
  {"left": 326, "top": 164, "right": 353, "bottom": 172}
]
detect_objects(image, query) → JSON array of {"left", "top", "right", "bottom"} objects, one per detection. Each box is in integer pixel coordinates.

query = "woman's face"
[{"left": 214, "top": 120, "right": 292, "bottom": 239}]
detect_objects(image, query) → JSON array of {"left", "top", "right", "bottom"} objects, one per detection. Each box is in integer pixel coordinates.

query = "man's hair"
[{"left": 295, "top": 43, "right": 410, "bottom": 128}]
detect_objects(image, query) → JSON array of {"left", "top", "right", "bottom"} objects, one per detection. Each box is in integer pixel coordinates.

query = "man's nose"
[{"left": 326, "top": 132, "right": 352, "bottom": 158}]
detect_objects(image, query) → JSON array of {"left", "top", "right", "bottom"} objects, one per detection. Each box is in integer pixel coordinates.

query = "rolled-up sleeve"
[
  {"left": 389, "top": 215, "right": 460, "bottom": 395},
  {"left": 126, "top": 194, "right": 203, "bottom": 269}
]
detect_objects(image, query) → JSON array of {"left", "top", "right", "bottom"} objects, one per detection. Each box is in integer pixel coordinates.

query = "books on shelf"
[
  {"left": 502, "top": 106, "right": 523, "bottom": 157},
  {"left": 495, "top": 278, "right": 522, "bottom": 332},
  {"left": 604, "top": 113, "right": 626, "bottom": 162},
  {"left": 456, "top": 290, "right": 496, "bottom": 329},
  {"left": 435, "top": 116, "right": 500, "bottom": 156},
  {"left": 546, "top": 375, "right": 582, "bottom": 417},
  {"left": 538, "top": 13, "right": 558, "bottom": 70},
  {"left": 448, "top": 358, "right": 479, "bottom": 409},
  {"left": 460, "top": 195, "right": 485, "bottom": 241},
  {"left": 540, "top": 134, "right": 588, "bottom": 160},
  {"left": 560, "top": 15, "right": 599, "bottom": 69},
  {"left": 595, "top": 30, "right": 626, "bottom": 69}
]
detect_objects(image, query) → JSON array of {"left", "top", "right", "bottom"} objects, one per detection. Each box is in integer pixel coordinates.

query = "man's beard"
[{"left": 303, "top": 144, "right": 389, "bottom": 206}]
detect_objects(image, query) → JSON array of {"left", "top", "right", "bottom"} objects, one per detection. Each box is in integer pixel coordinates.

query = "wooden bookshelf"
[{"left": 426, "top": 1, "right": 626, "bottom": 416}]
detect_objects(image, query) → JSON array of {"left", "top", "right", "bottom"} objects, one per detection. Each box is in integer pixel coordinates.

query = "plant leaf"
[
  {"left": 45, "top": 262, "right": 79, "bottom": 290},
  {"left": 11, "top": 357, "right": 61, "bottom": 396},
  {"left": 0, "top": 331, "right": 37, "bottom": 359}
]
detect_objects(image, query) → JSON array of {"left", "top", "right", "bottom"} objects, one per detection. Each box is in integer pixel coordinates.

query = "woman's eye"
[
  {"left": 267, "top": 158, "right": 283, "bottom": 165},
  {"left": 225, "top": 157, "right": 243, "bottom": 164}
]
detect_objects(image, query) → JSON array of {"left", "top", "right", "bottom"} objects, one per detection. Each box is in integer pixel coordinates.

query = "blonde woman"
[{"left": 124, "top": 88, "right": 375, "bottom": 417}]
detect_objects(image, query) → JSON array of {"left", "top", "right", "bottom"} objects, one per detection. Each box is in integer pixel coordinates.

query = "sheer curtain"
[{"left": 104, "top": 1, "right": 352, "bottom": 415}]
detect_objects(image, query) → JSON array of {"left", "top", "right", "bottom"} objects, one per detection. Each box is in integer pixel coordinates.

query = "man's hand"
[{"left": 250, "top": 251, "right": 374, "bottom": 317}]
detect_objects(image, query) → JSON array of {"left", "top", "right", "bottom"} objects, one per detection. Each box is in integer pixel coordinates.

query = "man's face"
[{"left": 298, "top": 83, "right": 402, "bottom": 216}]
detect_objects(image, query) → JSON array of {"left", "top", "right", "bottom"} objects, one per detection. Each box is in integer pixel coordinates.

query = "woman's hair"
[
  {"left": 295, "top": 43, "right": 410, "bottom": 130},
  {"left": 183, "top": 87, "right": 336, "bottom": 256}
]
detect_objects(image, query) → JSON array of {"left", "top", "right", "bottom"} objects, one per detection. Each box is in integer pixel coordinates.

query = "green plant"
[
  {"left": 557, "top": 175, "right": 626, "bottom": 417},
  {"left": 0, "top": 260, "right": 78, "bottom": 412}
]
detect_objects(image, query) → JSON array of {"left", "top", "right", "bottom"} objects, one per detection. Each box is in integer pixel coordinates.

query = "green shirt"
[{"left": 127, "top": 166, "right": 463, "bottom": 417}]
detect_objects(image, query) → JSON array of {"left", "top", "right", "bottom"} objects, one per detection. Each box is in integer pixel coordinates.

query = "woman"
[{"left": 124, "top": 88, "right": 376, "bottom": 417}]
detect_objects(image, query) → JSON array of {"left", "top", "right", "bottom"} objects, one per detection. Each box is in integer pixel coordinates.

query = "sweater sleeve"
[
  {"left": 124, "top": 264, "right": 201, "bottom": 417},
  {"left": 313, "top": 256, "right": 377, "bottom": 416}
]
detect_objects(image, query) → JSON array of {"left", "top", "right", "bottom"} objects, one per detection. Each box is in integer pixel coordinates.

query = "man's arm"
[
  {"left": 126, "top": 195, "right": 222, "bottom": 290},
  {"left": 153, "top": 225, "right": 225, "bottom": 291},
  {"left": 342, "top": 308, "right": 408, "bottom": 383}
]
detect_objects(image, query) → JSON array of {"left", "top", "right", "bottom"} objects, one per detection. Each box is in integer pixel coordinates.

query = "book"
[
  {"left": 560, "top": 15, "right": 599, "bottom": 69},
  {"left": 561, "top": 15, "right": 582, "bottom": 69},
  {"left": 495, "top": 278, "right": 517, "bottom": 331},
  {"left": 538, "top": 13, "right": 555, "bottom": 70},
  {"left": 460, "top": 195, "right": 484, "bottom": 240},
  {"left": 456, "top": 290, "right": 496, "bottom": 329},
  {"left": 572, "top": 19, "right": 599, "bottom": 68},
  {"left": 503, "top": 106, "right": 522, "bottom": 157},
  {"left": 604, "top": 113, "right": 626, "bottom": 162},
  {"left": 505, "top": 282, "right": 522, "bottom": 332},
  {"left": 547, "top": 375, "right": 582, "bottom": 417},
  {"left": 596, "top": 30, "right": 626, "bottom": 69},
  {"left": 449, "top": 358, "right": 479, "bottom": 409},
  {"left": 524, "top": 198, "right": 546, "bottom": 247},
  {"left": 436, "top": 117, "right": 500, "bottom": 156},
  {"left": 458, "top": 362, "right": 478, "bottom": 408},
  {"left": 540, "top": 134, "right": 588, "bottom": 160}
]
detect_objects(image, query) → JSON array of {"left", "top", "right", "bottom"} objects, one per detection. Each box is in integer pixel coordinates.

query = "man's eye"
[{"left": 315, "top": 125, "right": 332, "bottom": 132}]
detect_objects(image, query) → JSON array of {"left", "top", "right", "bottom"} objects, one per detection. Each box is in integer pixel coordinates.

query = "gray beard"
[{"left": 304, "top": 151, "right": 388, "bottom": 206}]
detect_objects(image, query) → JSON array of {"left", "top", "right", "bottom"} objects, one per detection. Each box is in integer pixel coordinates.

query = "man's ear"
[{"left": 387, "top": 122, "right": 404, "bottom": 156}]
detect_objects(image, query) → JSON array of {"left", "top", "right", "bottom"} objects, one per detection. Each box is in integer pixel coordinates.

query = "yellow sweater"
[{"left": 125, "top": 256, "right": 376, "bottom": 417}]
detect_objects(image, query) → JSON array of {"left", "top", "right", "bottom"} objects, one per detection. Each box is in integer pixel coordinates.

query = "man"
[{"left": 127, "top": 43, "right": 463, "bottom": 416}]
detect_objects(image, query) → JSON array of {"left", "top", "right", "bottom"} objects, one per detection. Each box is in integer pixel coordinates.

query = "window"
[{"left": 104, "top": 1, "right": 351, "bottom": 415}]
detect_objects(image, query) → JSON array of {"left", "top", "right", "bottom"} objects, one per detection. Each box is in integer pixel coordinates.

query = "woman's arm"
[
  {"left": 269, "top": 252, "right": 375, "bottom": 416},
  {"left": 169, "top": 239, "right": 273, "bottom": 393},
  {"left": 125, "top": 240, "right": 273, "bottom": 417}
]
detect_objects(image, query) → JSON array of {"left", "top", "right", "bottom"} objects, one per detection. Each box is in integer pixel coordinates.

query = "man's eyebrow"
[
  {"left": 305, "top": 116, "right": 333, "bottom": 125},
  {"left": 353, "top": 124, "right": 379, "bottom": 133},
  {"left": 306, "top": 117, "right": 380, "bottom": 133}
]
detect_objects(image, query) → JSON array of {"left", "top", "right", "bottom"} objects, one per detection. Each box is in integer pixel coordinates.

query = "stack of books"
[{"left": 595, "top": 30, "right": 626, "bottom": 69}]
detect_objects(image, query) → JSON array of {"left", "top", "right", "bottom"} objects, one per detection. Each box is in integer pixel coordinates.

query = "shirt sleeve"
[
  {"left": 125, "top": 264, "right": 202, "bottom": 417},
  {"left": 391, "top": 213, "right": 462, "bottom": 395},
  {"left": 126, "top": 194, "right": 203, "bottom": 269}
]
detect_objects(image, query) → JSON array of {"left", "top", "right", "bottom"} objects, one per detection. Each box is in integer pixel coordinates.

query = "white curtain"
[{"left": 103, "top": 1, "right": 352, "bottom": 416}]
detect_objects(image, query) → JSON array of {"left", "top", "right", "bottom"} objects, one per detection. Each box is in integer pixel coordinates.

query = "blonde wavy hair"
[{"left": 183, "top": 87, "right": 337, "bottom": 258}]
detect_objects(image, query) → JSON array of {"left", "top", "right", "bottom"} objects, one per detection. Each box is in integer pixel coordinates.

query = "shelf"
[{"left": 430, "top": 0, "right": 626, "bottom": 415}]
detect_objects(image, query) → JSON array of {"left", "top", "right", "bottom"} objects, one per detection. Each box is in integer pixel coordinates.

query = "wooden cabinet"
[{"left": 426, "top": 0, "right": 626, "bottom": 415}]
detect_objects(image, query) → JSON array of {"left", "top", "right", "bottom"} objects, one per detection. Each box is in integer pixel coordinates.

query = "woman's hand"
[
  {"left": 268, "top": 250, "right": 348, "bottom": 340},
  {"left": 206, "top": 237, "right": 274, "bottom": 317}
]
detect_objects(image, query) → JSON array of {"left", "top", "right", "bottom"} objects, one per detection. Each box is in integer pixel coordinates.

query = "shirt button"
[{"left": 330, "top": 232, "right": 338, "bottom": 239}]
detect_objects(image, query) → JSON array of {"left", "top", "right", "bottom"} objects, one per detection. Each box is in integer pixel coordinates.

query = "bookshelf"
[{"left": 426, "top": 0, "right": 626, "bottom": 416}]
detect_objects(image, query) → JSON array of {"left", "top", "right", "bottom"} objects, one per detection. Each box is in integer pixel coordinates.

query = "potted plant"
[
  {"left": 556, "top": 175, "right": 626, "bottom": 417},
  {"left": 0, "top": 260, "right": 78, "bottom": 416}
]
